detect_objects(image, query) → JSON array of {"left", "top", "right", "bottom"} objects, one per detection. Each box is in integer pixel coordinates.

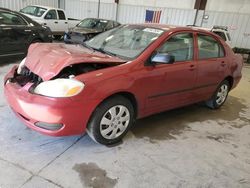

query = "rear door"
[
  {"left": 145, "top": 32, "right": 197, "bottom": 114},
  {"left": 0, "top": 11, "right": 30, "bottom": 56},
  {"left": 44, "top": 9, "right": 59, "bottom": 33},
  {"left": 56, "top": 10, "right": 68, "bottom": 32},
  {"left": 194, "top": 33, "right": 227, "bottom": 101}
]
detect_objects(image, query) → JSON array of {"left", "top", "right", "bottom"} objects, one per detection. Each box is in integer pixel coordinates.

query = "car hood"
[
  {"left": 25, "top": 43, "right": 125, "bottom": 81},
  {"left": 70, "top": 26, "right": 103, "bottom": 34}
]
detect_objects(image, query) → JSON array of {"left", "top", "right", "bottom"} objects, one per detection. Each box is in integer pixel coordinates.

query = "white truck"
[{"left": 20, "top": 5, "right": 80, "bottom": 39}]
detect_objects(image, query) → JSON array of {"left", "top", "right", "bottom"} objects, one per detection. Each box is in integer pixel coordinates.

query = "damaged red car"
[{"left": 4, "top": 24, "right": 243, "bottom": 145}]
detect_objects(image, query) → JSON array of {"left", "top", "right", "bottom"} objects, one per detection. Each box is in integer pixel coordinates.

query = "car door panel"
[
  {"left": 143, "top": 32, "right": 197, "bottom": 115},
  {"left": 144, "top": 61, "right": 197, "bottom": 115},
  {"left": 194, "top": 33, "right": 227, "bottom": 101}
]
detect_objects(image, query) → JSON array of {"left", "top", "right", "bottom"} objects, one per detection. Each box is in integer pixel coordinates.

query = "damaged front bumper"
[{"left": 4, "top": 66, "right": 97, "bottom": 136}]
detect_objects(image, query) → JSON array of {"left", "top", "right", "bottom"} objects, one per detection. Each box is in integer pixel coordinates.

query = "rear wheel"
[
  {"left": 206, "top": 80, "right": 230, "bottom": 109},
  {"left": 87, "top": 96, "right": 135, "bottom": 145}
]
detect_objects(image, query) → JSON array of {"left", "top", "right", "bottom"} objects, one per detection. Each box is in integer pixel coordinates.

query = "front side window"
[
  {"left": 157, "top": 33, "right": 194, "bottom": 62},
  {"left": 45, "top": 10, "right": 57, "bottom": 19},
  {"left": 0, "top": 12, "right": 26, "bottom": 25},
  {"left": 85, "top": 25, "right": 164, "bottom": 60},
  {"left": 198, "top": 34, "right": 225, "bottom": 59},
  {"left": 20, "top": 6, "right": 47, "bottom": 17}
]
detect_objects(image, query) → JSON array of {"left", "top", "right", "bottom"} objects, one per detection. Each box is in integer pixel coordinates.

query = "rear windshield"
[
  {"left": 77, "top": 18, "right": 108, "bottom": 30},
  {"left": 20, "top": 6, "right": 47, "bottom": 17}
]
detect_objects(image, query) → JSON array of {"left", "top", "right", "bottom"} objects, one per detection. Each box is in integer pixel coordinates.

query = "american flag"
[{"left": 145, "top": 10, "right": 162, "bottom": 23}]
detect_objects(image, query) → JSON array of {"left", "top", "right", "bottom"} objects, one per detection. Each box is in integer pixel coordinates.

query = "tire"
[
  {"left": 206, "top": 80, "right": 230, "bottom": 109},
  {"left": 87, "top": 95, "right": 135, "bottom": 145},
  {"left": 53, "top": 35, "right": 62, "bottom": 40}
]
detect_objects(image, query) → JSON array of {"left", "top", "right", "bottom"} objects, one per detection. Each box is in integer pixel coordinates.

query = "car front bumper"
[{"left": 4, "top": 66, "right": 98, "bottom": 136}]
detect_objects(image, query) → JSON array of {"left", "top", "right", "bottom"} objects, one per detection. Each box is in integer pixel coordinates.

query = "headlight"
[
  {"left": 33, "top": 78, "right": 84, "bottom": 97},
  {"left": 17, "top": 57, "right": 26, "bottom": 74}
]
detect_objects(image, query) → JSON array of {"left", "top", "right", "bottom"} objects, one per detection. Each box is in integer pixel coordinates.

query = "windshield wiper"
[{"left": 93, "top": 48, "right": 117, "bottom": 57}]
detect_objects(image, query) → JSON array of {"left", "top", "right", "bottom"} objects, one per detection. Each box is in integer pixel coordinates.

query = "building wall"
[
  {"left": 206, "top": 0, "right": 250, "bottom": 13},
  {"left": 0, "top": 0, "right": 249, "bottom": 48},
  {"left": 0, "top": 0, "right": 58, "bottom": 11}
]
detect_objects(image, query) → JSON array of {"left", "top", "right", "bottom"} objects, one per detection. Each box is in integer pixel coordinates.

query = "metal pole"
[
  {"left": 97, "top": 0, "right": 101, "bottom": 18},
  {"left": 193, "top": 0, "right": 202, "bottom": 26},
  {"left": 115, "top": 2, "right": 119, "bottom": 21}
]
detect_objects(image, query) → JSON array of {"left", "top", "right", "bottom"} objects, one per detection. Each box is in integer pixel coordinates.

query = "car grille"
[{"left": 11, "top": 66, "right": 42, "bottom": 87}]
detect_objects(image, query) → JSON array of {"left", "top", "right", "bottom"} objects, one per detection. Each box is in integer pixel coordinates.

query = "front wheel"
[
  {"left": 87, "top": 96, "right": 135, "bottom": 145},
  {"left": 206, "top": 80, "right": 230, "bottom": 109}
]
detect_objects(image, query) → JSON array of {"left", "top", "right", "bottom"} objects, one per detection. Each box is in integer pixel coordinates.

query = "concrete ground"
[{"left": 0, "top": 59, "right": 250, "bottom": 188}]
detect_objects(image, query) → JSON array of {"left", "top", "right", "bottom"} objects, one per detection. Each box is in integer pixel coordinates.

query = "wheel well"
[
  {"left": 225, "top": 76, "right": 234, "bottom": 89},
  {"left": 31, "top": 38, "right": 43, "bottom": 43},
  {"left": 103, "top": 92, "right": 138, "bottom": 118}
]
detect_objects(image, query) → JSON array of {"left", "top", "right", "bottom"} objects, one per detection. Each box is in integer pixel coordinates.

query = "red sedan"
[{"left": 4, "top": 24, "right": 243, "bottom": 145}]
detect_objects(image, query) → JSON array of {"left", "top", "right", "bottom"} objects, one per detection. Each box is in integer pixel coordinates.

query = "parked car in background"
[
  {"left": 64, "top": 18, "right": 120, "bottom": 44},
  {"left": 20, "top": 5, "right": 80, "bottom": 39},
  {"left": 0, "top": 7, "right": 52, "bottom": 58},
  {"left": 4, "top": 24, "right": 243, "bottom": 145},
  {"left": 188, "top": 25, "right": 233, "bottom": 47}
]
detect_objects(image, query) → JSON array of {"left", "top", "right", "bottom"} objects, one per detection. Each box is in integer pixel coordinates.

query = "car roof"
[
  {"left": 22, "top": 5, "right": 64, "bottom": 11},
  {"left": 84, "top": 17, "right": 119, "bottom": 23},
  {"left": 132, "top": 23, "right": 216, "bottom": 34}
]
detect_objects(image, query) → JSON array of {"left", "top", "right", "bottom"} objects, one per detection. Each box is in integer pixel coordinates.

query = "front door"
[
  {"left": 0, "top": 11, "right": 30, "bottom": 56},
  {"left": 144, "top": 32, "right": 197, "bottom": 115}
]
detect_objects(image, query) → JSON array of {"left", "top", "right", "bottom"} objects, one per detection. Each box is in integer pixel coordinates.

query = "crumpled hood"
[
  {"left": 25, "top": 43, "right": 125, "bottom": 81},
  {"left": 70, "top": 27, "right": 102, "bottom": 34}
]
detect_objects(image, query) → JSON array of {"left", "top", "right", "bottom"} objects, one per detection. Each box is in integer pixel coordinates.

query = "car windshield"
[
  {"left": 77, "top": 18, "right": 108, "bottom": 30},
  {"left": 84, "top": 25, "right": 164, "bottom": 60},
  {"left": 20, "top": 6, "right": 47, "bottom": 17}
]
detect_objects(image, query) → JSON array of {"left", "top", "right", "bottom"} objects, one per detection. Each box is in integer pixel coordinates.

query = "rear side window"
[
  {"left": 57, "top": 10, "right": 66, "bottom": 20},
  {"left": 157, "top": 33, "right": 194, "bottom": 62},
  {"left": 45, "top": 10, "right": 57, "bottom": 19},
  {"left": 114, "top": 21, "right": 120, "bottom": 27},
  {"left": 198, "top": 34, "right": 225, "bottom": 59},
  {"left": 0, "top": 12, "right": 26, "bottom": 25}
]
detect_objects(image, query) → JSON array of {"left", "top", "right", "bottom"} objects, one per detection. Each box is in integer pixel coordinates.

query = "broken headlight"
[{"left": 33, "top": 78, "right": 84, "bottom": 97}]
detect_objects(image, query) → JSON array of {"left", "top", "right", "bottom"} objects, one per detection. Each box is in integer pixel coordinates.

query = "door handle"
[
  {"left": 189, "top": 64, "right": 196, "bottom": 71},
  {"left": 24, "top": 29, "right": 31, "bottom": 32},
  {"left": 3, "top": 27, "right": 12, "bottom": 30},
  {"left": 54, "top": 21, "right": 58, "bottom": 24},
  {"left": 65, "top": 22, "right": 68, "bottom": 24}
]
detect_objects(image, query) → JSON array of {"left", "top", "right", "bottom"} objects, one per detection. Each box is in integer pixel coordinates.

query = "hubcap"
[
  {"left": 100, "top": 105, "right": 130, "bottom": 140},
  {"left": 216, "top": 84, "right": 228, "bottom": 105}
]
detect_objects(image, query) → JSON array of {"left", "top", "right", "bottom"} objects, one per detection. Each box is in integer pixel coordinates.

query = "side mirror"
[{"left": 151, "top": 53, "right": 175, "bottom": 64}]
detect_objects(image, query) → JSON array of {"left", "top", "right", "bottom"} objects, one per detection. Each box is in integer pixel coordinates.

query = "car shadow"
[{"left": 131, "top": 96, "right": 248, "bottom": 141}]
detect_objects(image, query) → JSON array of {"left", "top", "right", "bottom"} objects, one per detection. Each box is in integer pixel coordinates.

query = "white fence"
[{"left": 0, "top": 0, "right": 58, "bottom": 11}]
